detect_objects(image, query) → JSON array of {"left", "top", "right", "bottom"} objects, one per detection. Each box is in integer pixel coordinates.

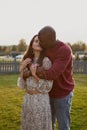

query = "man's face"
[
  {"left": 39, "top": 36, "right": 53, "bottom": 50},
  {"left": 38, "top": 26, "right": 56, "bottom": 49},
  {"left": 39, "top": 41, "right": 49, "bottom": 49}
]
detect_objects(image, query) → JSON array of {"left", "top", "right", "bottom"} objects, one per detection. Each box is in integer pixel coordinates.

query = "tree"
[
  {"left": 17, "top": 39, "right": 27, "bottom": 52},
  {"left": 5, "top": 46, "right": 11, "bottom": 55},
  {"left": 1, "top": 46, "right": 7, "bottom": 52},
  {"left": 11, "top": 45, "right": 17, "bottom": 51},
  {"left": 0, "top": 46, "right": 2, "bottom": 51},
  {"left": 71, "top": 41, "right": 86, "bottom": 53}
]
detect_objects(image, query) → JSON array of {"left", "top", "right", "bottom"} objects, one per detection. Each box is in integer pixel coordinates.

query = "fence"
[
  {"left": 0, "top": 59, "right": 20, "bottom": 74},
  {"left": 0, "top": 59, "right": 87, "bottom": 74},
  {"left": 73, "top": 60, "right": 87, "bottom": 73}
]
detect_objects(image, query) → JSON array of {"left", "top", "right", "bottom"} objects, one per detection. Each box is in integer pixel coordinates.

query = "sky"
[{"left": 0, "top": 0, "right": 87, "bottom": 46}]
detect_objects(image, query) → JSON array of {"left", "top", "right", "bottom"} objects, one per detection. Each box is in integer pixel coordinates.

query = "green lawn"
[{"left": 0, "top": 74, "right": 87, "bottom": 130}]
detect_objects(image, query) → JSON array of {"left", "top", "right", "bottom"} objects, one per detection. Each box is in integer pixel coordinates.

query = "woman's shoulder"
[{"left": 42, "top": 57, "right": 52, "bottom": 70}]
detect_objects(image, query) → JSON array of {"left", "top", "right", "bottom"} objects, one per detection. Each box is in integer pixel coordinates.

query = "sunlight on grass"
[{"left": 0, "top": 74, "right": 87, "bottom": 130}]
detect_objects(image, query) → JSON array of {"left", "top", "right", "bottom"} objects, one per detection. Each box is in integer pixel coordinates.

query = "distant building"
[
  {"left": 75, "top": 51, "right": 87, "bottom": 60},
  {"left": 10, "top": 51, "right": 22, "bottom": 58},
  {"left": 0, "top": 52, "right": 6, "bottom": 56}
]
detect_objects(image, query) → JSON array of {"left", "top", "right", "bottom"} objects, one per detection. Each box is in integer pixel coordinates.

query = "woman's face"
[{"left": 32, "top": 36, "right": 42, "bottom": 51}]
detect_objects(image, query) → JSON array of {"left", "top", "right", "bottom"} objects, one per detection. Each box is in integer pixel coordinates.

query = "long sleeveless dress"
[{"left": 17, "top": 57, "right": 53, "bottom": 130}]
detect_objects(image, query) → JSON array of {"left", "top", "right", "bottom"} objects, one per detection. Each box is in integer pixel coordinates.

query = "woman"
[{"left": 17, "top": 34, "right": 53, "bottom": 130}]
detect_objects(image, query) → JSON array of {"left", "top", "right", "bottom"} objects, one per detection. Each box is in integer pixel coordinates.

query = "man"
[{"left": 36, "top": 26, "right": 75, "bottom": 130}]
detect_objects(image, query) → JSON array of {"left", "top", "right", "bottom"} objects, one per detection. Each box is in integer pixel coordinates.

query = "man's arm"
[
  {"left": 36, "top": 45, "right": 73, "bottom": 80},
  {"left": 23, "top": 70, "right": 32, "bottom": 80}
]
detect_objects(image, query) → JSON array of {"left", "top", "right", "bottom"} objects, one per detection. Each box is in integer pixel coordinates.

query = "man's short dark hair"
[{"left": 38, "top": 26, "right": 56, "bottom": 49}]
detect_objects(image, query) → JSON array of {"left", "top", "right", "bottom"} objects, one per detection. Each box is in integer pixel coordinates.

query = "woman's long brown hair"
[{"left": 22, "top": 34, "right": 45, "bottom": 68}]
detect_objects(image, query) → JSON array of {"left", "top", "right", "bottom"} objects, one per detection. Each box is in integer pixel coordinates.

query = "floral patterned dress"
[{"left": 17, "top": 57, "right": 53, "bottom": 130}]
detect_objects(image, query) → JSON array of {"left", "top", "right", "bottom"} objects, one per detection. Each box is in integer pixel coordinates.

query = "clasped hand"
[
  {"left": 20, "top": 58, "right": 32, "bottom": 72},
  {"left": 20, "top": 57, "right": 39, "bottom": 79},
  {"left": 30, "top": 63, "right": 39, "bottom": 76}
]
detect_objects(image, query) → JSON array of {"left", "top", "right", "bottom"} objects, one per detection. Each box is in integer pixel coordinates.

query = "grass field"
[{"left": 0, "top": 74, "right": 87, "bottom": 130}]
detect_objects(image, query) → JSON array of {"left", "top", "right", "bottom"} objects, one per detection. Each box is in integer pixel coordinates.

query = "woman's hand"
[
  {"left": 30, "top": 63, "right": 40, "bottom": 81},
  {"left": 30, "top": 63, "right": 38, "bottom": 76},
  {"left": 20, "top": 58, "right": 32, "bottom": 72}
]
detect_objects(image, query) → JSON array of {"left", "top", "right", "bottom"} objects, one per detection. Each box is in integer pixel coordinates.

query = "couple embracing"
[{"left": 17, "top": 26, "right": 74, "bottom": 130}]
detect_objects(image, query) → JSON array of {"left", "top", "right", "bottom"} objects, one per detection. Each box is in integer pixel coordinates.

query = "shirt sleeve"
[
  {"left": 17, "top": 77, "right": 27, "bottom": 89},
  {"left": 44, "top": 45, "right": 73, "bottom": 80}
]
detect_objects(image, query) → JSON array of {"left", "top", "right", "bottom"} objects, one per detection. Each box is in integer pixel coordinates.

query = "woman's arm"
[
  {"left": 17, "top": 58, "right": 32, "bottom": 89},
  {"left": 29, "top": 58, "right": 53, "bottom": 94},
  {"left": 20, "top": 58, "right": 32, "bottom": 80},
  {"left": 30, "top": 63, "right": 40, "bottom": 81},
  {"left": 17, "top": 77, "right": 27, "bottom": 89}
]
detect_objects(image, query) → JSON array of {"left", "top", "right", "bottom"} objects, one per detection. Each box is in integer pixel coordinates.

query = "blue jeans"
[{"left": 50, "top": 91, "right": 73, "bottom": 130}]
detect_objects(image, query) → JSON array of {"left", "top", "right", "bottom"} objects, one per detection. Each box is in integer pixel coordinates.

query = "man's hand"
[
  {"left": 23, "top": 63, "right": 46, "bottom": 80},
  {"left": 23, "top": 69, "right": 31, "bottom": 80},
  {"left": 36, "top": 66, "right": 46, "bottom": 79}
]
